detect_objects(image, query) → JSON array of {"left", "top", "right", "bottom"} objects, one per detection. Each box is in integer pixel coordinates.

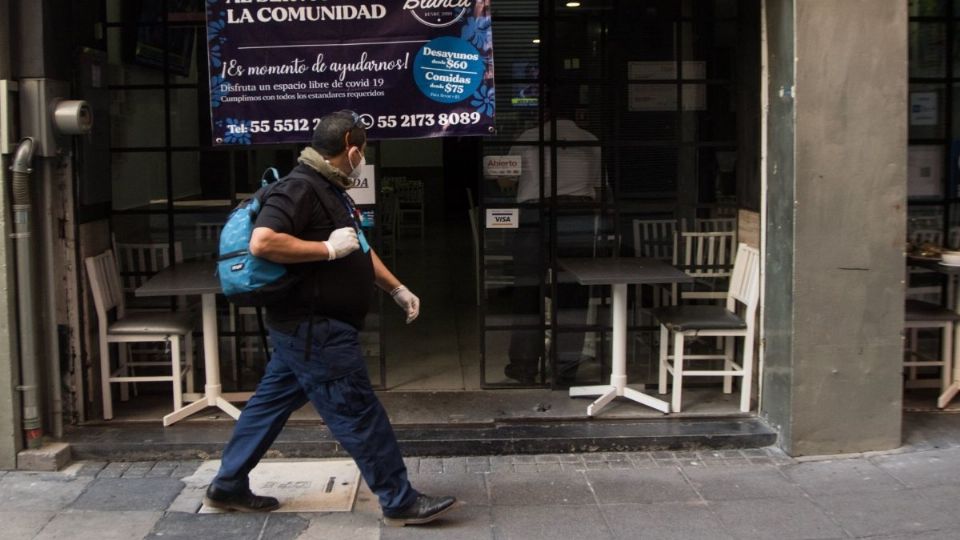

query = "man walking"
[{"left": 203, "top": 110, "right": 457, "bottom": 526}]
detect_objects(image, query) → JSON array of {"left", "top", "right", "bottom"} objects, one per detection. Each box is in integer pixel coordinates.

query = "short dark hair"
[{"left": 311, "top": 110, "right": 367, "bottom": 157}]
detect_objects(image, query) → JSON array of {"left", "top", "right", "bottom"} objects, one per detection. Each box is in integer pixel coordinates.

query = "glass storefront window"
[{"left": 910, "top": 22, "right": 948, "bottom": 78}]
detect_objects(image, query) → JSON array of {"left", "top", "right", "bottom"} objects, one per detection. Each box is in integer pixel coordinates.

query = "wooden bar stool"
[{"left": 904, "top": 299, "right": 959, "bottom": 408}]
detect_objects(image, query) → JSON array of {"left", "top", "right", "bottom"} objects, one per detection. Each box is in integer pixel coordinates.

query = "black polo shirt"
[{"left": 254, "top": 164, "right": 374, "bottom": 332}]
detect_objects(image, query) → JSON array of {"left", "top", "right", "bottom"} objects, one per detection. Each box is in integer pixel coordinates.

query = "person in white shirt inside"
[{"left": 496, "top": 107, "right": 603, "bottom": 386}]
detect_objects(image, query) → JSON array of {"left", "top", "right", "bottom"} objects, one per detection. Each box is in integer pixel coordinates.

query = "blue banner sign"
[{"left": 205, "top": 0, "right": 495, "bottom": 145}]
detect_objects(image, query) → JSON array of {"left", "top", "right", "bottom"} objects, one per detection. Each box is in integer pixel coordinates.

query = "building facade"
[{"left": 0, "top": 0, "right": 908, "bottom": 468}]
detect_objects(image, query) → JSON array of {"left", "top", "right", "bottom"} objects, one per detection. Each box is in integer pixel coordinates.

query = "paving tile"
[
  {"left": 537, "top": 463, "right": 562, "bottom": 473},
  {"left": 296, "top": 512, "right": 380, "bottom": 540},
  {"left": 492, "top": 504, "right": 613, "bottom": 540},
  {"left": 0, "top": 473, "right": 92, "bottom": 511},
  {"left": 466, "top": 463, "right": 490, "bottom": 474},
  {"left": 261, "top": 513, "right": 312, "bottom": 540},
  {"left": 402, "top": 457, "right": 420, "bottom": 475},
  {"left": 420, "top": 458, "right": 444, "bottom": 474},
  {"left": 74, "top": 462, "right": 107, "bottom": 477},
  {"left": 407, "top": 472, "right": 489, "bottom": 507},
  {"left": 586, "top": 468, "right": 699, "bottom": 505},
  {"left": 146, "top": 461, "right": 180, "bottom": 478},
  {"left": 34, "top": 510, "right": 162, "bottom": 540},
  {"left": 171, "top": 460, "right": 203, "bottom": 478},
  {"left": 654, "top": 459, "right": 682, "bottom": 468},
  {"left": 535, "top": 454, "right": 560, "bottom": 463},
  {"left": 487, "top": 471, "right": 594, "bottom": 506},
  {"left": 782, "top": 459, "right": 905, "bottom": 496},
  {"left": 815, "top": 488, "right": 960, "bottom": 538},
  {"left": 69, "top": 478, "right": 184, "bottom": 511},
  {"left": 584, "top": 461, "right": 609, "bottom": 470},
  {"left": 382, "top": 504, "right": 493, "bottom": 540},
  {"left": 558, "top": 454, "right": 581, "bottom": 463},
  {"left": 442, "top": 457, "right": 467, "bottom": 474},
  {"left": 514, "top": 463, "right": 538, "bottom": 474},
  {"left": 683, "top": 466, "right": 803, "bottom": 501},
  {"left": 711, "top": 497, "right": 845, "bottom": 540},
  {"left": 601, "top": 502, "right": 734, "bottom": 540},
  {"left": 512, "top": 455, "right": 535, "bottom": 463},
  {"left": 122, "top": 461, "right": 156, "bottom": 478},
  {"left": 871, "top": 449, "right": 960, "bottom": 488},
  {"left": 466, "top": 456, "right": 489, "bottom": 464},
  {"left": 97, "top": 462, "right": 131, "bottom": 478},
  {"left": 145, "top": 512, "right": 269, "bottom": 540},
  {"left": 0, "top": 511, "right": 55, "bottom": 539}
]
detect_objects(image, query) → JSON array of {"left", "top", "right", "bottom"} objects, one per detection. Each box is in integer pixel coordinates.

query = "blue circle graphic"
[{"left": 413, "top": 37, "right": 484, "bottom": 104}]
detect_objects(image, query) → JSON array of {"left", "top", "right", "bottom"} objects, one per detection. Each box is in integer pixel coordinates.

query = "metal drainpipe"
[{"left": 11, "top": 137, "right": 41, "bottom": 449}]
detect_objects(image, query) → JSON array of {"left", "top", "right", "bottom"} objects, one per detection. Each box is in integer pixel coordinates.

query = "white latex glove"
[
  {"left": 390, "top": 285, "right": 420, "bottom": 324},
  {"left": 323, "top": 227, "right": 359, "bottom": 260}
]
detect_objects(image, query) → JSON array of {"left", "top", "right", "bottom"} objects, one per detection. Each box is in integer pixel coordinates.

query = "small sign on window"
[
  {"left": 485, "top": 208, "right": 519, "bottom": 229},
  {"left": 483, "top": 155, "right": 522, "bottom": 178}
]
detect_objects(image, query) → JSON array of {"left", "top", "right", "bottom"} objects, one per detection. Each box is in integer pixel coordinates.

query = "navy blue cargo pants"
[{"left": 211, "top": 318, "right": 418, "bottom": 512}]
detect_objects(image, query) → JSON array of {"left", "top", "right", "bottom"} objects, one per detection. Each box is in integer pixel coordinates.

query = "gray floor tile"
[
  {"left": 0, "top": 511, "right": 55, "bottom": 539},
  {"left": 34, "top": 510, "right": 162, "bottom": 540},
  {"left": 0, "top": 473, "right": 92, "bottom": 511},
  {"left": 492, "top": 504, "right": 613, "bottom": 540},
  {"left": 261, "top": 514, "right": 312, "bottom": 540},
  {"left": 815, "top": 488, "right": 960, "bottom": 538},
  {"left": 407, "top": 471, "right": 490, "bottom": 507},
  {"left": 381, "top": 504, "right": 492, "bottom": 540},
  {"left": 783, "top": 459, "right": 905, "bottom": 496},
  {"left": 145, "top": 512, "right": 269, "bottom": 540},
  {"left": 586, "top": 468, "right": 700, "bottom": 504},
  {"left": 683, "top": 466, "right": 804, "bottom": 501},
  {"left": 295, "top": 512, "right": 380, "bottom": 540},
  {"left": 711, "top": 497, "right": 845, "bottom": 540},
  {"left": 601, "top": 502, "right": 734, "bottom": 540},
  {"left": 69, "top": 478, "right": 184, "bottom": 512},
  {"left": 871, "top": 449, "right": 960, "bottom": 488},
  {"left": 487, "top": 471, "right": 594, "bottom": 506}
]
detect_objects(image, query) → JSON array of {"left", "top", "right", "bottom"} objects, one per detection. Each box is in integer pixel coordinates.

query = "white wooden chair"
[
  {"left": 113, "top": 240, "right": 186, "bottom": 309},
  {"left": 693, "top": 217, "right": 737, "bottom": 235},
  {"left": 632, "top": 219, "right": 678, "bottom": 261},
  {"left": 195, "top": 222, "right": 224, "bottom": 260},
  {"left": 395, "top": 179, "right": 425, "bottom": 239},
  {"left": 904, "top": 299, "right": 960, "bottom": 408},
  {"left": 673, "top": 231, "right": 737, "bottom": 302},
  {"left": 653, "top": 243, "right": 760, "bottom": 412},
  {"left": 85, "top": 250, "right": 195, "bottom": 424}
]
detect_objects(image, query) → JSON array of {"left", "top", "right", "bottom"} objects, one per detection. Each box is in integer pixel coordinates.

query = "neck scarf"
[{"left": 298, "top": 146, "right": 353, "bottom": 189}]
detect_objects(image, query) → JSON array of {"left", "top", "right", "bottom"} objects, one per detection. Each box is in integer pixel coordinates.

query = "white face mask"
[{"left": 347, "top": 147, "right": 365, "bottom": 180}]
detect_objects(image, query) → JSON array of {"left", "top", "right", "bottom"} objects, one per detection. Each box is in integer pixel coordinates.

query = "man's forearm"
[
  {"left": 250, "top": 227, "right": 330, "bottom": 263},
  {"left": 371, "top": 249, "right": 402, "bottom": 292}
]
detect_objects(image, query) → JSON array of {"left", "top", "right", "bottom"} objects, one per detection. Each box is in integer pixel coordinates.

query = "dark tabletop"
[
  {"left": 907, "top": 256, "right": 960, "bottom": 275},
  {"left": 558, "top": 257, "right": 694, "bottom": 286},
  {"left": 135, "top": 260, "right": 220, "bottom": 297}
]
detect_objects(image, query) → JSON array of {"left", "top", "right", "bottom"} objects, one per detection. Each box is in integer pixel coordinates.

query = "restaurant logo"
[{"left": 402, "top": 0, "right": 471, "bottom": 28}]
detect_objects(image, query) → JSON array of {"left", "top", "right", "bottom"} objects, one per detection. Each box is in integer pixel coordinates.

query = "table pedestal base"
[
  {"left": 570, "top": 383, "right": 670, "bottom": 416},
  {"left": 163, "top": 384, "right": 243, "bottom": 426}
]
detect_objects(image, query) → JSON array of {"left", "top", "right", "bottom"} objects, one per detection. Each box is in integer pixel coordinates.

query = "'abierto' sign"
[
  {"left": 483, "top": 155, "right": 521, "bottom": 177},
  {"left": 205, "top": 0, "right": 496, "bottom": 145}
]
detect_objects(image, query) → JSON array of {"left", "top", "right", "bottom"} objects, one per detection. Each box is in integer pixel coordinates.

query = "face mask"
[{"left": 347, "top": 147, "right": 365, "bottom": 180}]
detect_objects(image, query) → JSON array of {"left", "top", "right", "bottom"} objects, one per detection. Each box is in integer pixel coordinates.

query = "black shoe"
[
  {"left": 382, "top": 494, "right": 459, "bottom": 527},
  {"left": 203, "top": 485, "right": 280, "bottom": 513},
  {"left": 504, "top": 363, "right": 537, "bottom": 385}
]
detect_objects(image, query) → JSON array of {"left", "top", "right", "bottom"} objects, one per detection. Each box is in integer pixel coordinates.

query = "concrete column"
[
  {"left": 762, "top": 0, "right": 906, "bottom": 455},
  {"left": 0, "top": 0, "right": 23, "bottom": 469}
]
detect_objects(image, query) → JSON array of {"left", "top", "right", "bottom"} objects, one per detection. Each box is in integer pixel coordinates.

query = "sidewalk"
[{"left": 2, "top": 413, "right": 959, "bottom": 540}]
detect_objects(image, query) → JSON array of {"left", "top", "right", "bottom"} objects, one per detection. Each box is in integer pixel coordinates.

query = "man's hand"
[
  {"left": 324, "top": 227, "right": 360, "bottom": 260},
  {"left": 390, "top": 285, "right": 420, "bottom": 324}
]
